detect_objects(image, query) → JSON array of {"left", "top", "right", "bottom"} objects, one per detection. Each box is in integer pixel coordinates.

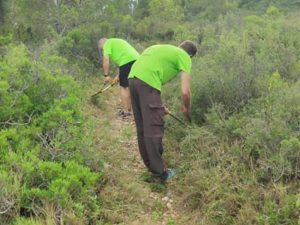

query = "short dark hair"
[{"left": 179, "top": 40, "right": 197, "bottom": 58}]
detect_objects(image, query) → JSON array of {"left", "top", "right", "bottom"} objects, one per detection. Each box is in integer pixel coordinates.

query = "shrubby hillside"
[{"left": 0, "top": 0, "right": 299, "bottom": 224}]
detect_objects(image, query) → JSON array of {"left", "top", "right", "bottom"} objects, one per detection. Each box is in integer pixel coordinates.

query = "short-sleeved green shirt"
[
  {"left": 103, "top": 38, "right": 139, "bottom": 66},
  {"left": 128, "top": 45, "right": 192, "bottom": 91}
]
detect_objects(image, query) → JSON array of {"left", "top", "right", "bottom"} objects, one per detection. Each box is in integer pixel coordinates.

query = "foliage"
[
  {"left": 1, "top": 1, "right": 300, "bottom": 224},
  {"left": 133, "top": 0, "right": 184, "bottom": 40},
  {"left": 206, "top": 74, "right": 300, "bottom": 181},
  {"left": 2, "top": 0, "right": 109, "bottom": 42},
  {"left": 57, "top": 26, "right": 104, "bottom": 69},
  {"left": 0, "top": 44, "right": 103, "bottom": 224},
  {"left": 163, "top": 6, "right": 300, "bottom": 225},
  {"left": 191, "top": 8, "right": 300, "bottom": 122}
]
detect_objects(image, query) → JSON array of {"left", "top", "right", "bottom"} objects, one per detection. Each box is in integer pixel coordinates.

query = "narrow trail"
[{"left": 83, "top": 77, "right": 183, "bottom": 225}]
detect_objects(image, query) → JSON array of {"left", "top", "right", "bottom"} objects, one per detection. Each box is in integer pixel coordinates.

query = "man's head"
[
  {"left": 179, "top": 40, "right": 197, "bottom": 58},
  {"left": 98, "top": 38, "right": 107, "bottom": 50}
]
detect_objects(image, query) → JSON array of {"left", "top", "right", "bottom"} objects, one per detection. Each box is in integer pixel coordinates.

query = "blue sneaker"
[{"left": 164, "top": 169, "right": 176, "bottom": 182}]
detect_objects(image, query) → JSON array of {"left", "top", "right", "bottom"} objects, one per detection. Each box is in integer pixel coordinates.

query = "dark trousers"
[{"left": 129, "top": 78, "right": 167, "bottom": 177}]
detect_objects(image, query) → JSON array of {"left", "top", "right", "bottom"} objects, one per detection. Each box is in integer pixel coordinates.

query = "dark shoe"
[
  {"left": 118, "top": 109, "right": 125, "bottom": 117},
  {"left": 122, "top": 112, "right": 132, "bottom": 120},
  {"left": 118, "top": 110, "right": 131, "bottom": 118}
]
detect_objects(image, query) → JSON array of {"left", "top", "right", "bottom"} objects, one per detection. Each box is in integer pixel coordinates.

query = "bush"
[
  {"left": 57, "top": 26, "right": 107, "bottom": 69},
  {"left": 191, "top": 9, "right": 300, "bottom": 123},
  {"left": 206, "top": 73, "right": 300, "bottom": 182},
  {"left": 0, "top": 42, "right": 103, "bottom": 224}
]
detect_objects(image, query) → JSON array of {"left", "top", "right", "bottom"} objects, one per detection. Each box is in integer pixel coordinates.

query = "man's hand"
[
  {"left": 111, "top": 76, "right": 119, "bottom": 85},
  {"left": 164, "top": 106, "right": 171, "bottom": 115},
  {"left": 104, "top": 76, "right": 111, "bottom": 84},
  {"left": 181, "top": 106, "right": 192, "bottom": 122}
]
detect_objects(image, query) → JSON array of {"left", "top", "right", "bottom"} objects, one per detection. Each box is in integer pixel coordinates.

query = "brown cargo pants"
[{"left": 129, "top": 77, "right": 167, "bottom": 179}]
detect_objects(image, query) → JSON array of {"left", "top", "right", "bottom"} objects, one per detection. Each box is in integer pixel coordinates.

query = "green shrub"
[
  {"left": 205, "top": 74, "right": 300, "bottom": 182},
  {"left": 57, "top": 26, "right": 105, "bottom": 69},
  {"left": 191, "top": 9, "right": 300, "bottom": 123},
  {"left": 257, "top": 195, "right": 299, "bottom": 225},
  {"left": 0, "top": 42, "right": 103, "bottom": 224}
]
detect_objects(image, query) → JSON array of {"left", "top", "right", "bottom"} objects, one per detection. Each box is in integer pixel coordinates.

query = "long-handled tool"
[
  {"left": 164, "top": 106, "right": 191, "bottom": 127},
  {"left": 91, "top": 84, "right": 113, "bottom": 97},
  {"left": 168, "top": 112, "right": 190, "bottom": 127},
  {"left": 91, "top": 76, "right": 119, "bottom": 98}
]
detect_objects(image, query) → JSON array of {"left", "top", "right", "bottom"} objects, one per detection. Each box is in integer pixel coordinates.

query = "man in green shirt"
[
  {"left": 128, "top": 40, "right": 197, "bottom": 183},
  {"left": 98, "top": 38, "right": 139, "bottom": 117}
]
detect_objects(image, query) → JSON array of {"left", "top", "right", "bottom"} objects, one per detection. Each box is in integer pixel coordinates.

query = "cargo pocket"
[{"left": 148, "top": 104, "right": 165, "bottom": 126}]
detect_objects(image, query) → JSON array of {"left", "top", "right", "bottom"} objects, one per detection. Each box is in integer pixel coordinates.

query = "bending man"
[
  {"left": 98, "top": 38, "right": 139, "bottom": 118},
  {"left": 128, "top": 41, "right": 197, "bottom": 183}
]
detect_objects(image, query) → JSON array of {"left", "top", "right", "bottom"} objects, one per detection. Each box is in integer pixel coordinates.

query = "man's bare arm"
[
  {"left": 181, "top": 71, "right": 191, "bottom": 122},
  {"left": 102, "top": 56, "right": 110, "bottom": 76}
]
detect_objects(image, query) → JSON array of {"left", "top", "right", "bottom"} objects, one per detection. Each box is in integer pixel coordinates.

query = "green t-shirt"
[
  {"left": 103, "top": 38, "right": 139, "bottom": 66},
  {"left": 128, "top": 45, "right": 192, "bottom": 91}
]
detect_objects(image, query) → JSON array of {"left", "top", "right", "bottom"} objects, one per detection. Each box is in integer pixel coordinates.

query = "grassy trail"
[{"left": 82, "top": 76, "right": 182, "bottom": 225}]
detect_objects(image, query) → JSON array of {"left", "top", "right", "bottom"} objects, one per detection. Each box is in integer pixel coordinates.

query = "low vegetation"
[{"left": 0, "top": 0, "right": 299, "bottom": 224}]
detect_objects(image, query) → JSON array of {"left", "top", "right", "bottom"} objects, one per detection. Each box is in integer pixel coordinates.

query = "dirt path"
[{"left": 83, "top": 77, "right": 182, "bottom": 225}]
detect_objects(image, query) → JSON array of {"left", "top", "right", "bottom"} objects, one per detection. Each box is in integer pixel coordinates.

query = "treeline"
[
  {"left": 0, "top": 0, "right": 300, "bottom": 224},
  {"left": 1, "top": 0, "right": 299, "bottom": 42}
]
